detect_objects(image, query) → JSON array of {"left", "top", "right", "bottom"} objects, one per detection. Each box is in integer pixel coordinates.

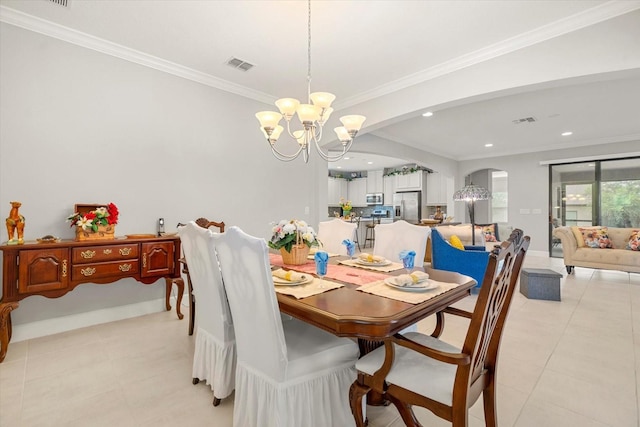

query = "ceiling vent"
[
  {"left": 49, "top": 0, "right": 71, "bottom": 7},
  {"left": 226, "top": 57, "right": 254, "bottom": 72},
  {"left": 512, "top": 117, "right": 537, "bottom": 124}
]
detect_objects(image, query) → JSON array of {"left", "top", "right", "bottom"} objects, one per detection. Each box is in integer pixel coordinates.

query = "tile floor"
[{"left": 1, "top": 254, "right": 639, "bottom": 426}]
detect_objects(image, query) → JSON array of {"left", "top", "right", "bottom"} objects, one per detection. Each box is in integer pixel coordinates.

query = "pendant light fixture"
[{"left": 255, "top": 0, "right": 366, "bottom": 163}]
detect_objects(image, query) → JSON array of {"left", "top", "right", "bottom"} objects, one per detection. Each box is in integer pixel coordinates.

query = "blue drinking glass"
[
  {"left": 314, "top": 251, "right": 329, "bottom": 288},
  {"left": 342, "top": 239, "right": 356, "bottom": 260},
  {"left": 399, "top": 250, "right": 416, "bottom": 274}
]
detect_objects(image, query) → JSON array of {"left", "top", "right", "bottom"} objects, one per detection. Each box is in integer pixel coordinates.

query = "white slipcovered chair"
[
  {"left": 373, "top": 220, "right": 431, "bottom": 264},
  {"left": 212, "top": 226, "right": 360, "bottom": 427},
  {"left": 317, "top": 218, "right": 358, "bottom": 255},
  {"left": 177, "top": 222, "right": 236, "bottom": 406}
]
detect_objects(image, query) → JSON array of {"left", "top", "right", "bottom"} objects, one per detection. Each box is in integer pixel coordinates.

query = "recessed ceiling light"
[
  {"left": 367, "top": 161, "right": 373, "bottom": 165},
  {"left": 561, "top": 131, "right": 573, "bottom": 136},
  {"left": 336, "top": 166, "right": 342, "bottom": 169},
  {"left": 485, "top": 143, "right": 493, "bottom": 147},
  {"left": 422, "top": 111, "right": 433, "bottom": 117},
  {"left": 343, "top": 157, "right": 351, "bottom": 160}
]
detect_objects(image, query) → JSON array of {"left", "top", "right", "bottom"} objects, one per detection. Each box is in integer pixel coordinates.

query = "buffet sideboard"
[{"left": 0, "top": 235, "right": 183, "bottom": 362}]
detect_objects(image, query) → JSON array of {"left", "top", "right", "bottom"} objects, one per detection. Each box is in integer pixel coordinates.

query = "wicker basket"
[
  {"left": 280, "top": 244, "right": 310, "bottom": 265},
  {"left": 76, "top": 224, "right": 116, "bottom": 241}
]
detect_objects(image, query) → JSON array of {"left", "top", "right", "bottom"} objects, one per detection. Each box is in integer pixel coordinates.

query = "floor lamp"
[{"left": 453, "top": 183, "right": 491, "bottom": 245}]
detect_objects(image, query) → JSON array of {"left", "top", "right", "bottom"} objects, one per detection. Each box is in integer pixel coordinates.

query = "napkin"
[
  {"left": 272, "top": 269, "right": 309, "bottom": 282},
  {"left": 342, "top": 239, "right": 356, "bottom": 257},
  {"left": 387, "top": 271, "right": 430, "bottom": 287},
  {"left": 358, "top": 253, "right": 386, "bottom": 263}
]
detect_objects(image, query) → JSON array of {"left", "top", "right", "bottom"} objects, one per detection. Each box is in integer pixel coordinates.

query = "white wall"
[{"left": 0, "top": 22, "right": 322, "bottom": 328}]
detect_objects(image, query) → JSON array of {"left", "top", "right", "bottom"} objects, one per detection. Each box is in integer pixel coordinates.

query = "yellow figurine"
[{"left": 6, "top": 201, "right": 25, "bottom": 244}]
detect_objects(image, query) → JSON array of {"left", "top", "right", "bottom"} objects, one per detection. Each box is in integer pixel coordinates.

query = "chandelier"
[{"left": 255, "top": 0, "right": 366, "bottom": 163}]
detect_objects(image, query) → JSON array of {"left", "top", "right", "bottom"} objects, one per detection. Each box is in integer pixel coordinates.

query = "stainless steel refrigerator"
[{"left": 393, "top": 191, "right": 421, "bottom": 224}]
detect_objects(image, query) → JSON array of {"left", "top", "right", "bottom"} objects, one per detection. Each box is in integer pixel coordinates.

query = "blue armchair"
[{"left": 430, "top": 228, "right": 490, "bottom": 290}]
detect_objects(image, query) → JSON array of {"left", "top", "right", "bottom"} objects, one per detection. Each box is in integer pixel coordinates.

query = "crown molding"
[
  {"left": 0, "top": 5, "right": 276, "bottom": 105},
  {"left": 2, "top": 2, "right": 638, "bottom": 109},
  {"left": 335, "top": 0, "right": 640, "bottom": 110}
]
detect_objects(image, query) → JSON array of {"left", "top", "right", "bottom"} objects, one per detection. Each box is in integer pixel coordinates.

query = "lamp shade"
[{"left": 453, "top": 183, "right": 491, "bottom": 201}]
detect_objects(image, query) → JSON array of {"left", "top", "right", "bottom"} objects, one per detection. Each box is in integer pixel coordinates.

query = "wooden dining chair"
[
  {"left": 350, "top": 229, "right": 530, "bottom": 427},
  {"left": 177, "top": 222, "right": 235, "bottom": 407},
  {"left": 212, "top": 226, "right": 360, "bottom": 427},
  {"left": 178, "top": 217, "right": 225, "bottom": 336},
  {"left": 317, "top": 218, "right": 358, "bottom": 255}
]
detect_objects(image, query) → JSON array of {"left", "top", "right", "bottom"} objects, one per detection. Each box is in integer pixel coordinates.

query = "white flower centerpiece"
[{"left": 268, "top": 219, "right": 319, "bottom": 265}]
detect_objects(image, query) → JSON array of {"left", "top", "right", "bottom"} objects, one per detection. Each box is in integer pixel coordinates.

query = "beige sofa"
[{"left": 553, "top": 226, "right": 640, "bottom": 274}]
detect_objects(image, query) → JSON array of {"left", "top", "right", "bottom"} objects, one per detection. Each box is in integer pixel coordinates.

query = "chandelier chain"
[{"left": 307, "top": 0, "right": 312, "bottom": 100}]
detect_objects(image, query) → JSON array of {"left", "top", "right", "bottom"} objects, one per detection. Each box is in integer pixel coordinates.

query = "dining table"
[{"left": 269, "top": 252, "right": 476, "bottom": 411}]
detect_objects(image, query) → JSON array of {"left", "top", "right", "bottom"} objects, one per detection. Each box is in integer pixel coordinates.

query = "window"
[{"left": 549, "top": 157, "right": 640, "bottom": 257}]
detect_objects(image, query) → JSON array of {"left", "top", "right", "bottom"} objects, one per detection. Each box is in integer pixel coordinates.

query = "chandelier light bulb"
[
  {"left": 275, "top": 98, "right": 300, "bottom": 119},
  {"left": 317, "top": 107, "right": 333, "bottom": 125},
  {"left": 255, "top": 111, "right": 283, "bottom": 130},
  {"left": 309, "top": 92, "right": 336, "bottom": 108},
  {"left": 334, "top": 126, "right": 351, "bottom": 143},
  {"left": 293, "top": 130, "right": 306, "bottom": 146},
  {"left": 340, "top": 115, "right": 366, "bottom": 133},
  {"left": 297, "top": 104, "right": 322, "bottom": 124}
]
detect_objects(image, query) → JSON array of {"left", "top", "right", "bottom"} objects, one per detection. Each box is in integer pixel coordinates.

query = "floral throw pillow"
[
  {"left": 627, "top": 230, "right": 640, "bottom": 251},
  {"left": 476, "top": 224, "right": 497, "bottom": 242},
  {"left": 579, "top": 226, "right": 614, "bottom": 249}
]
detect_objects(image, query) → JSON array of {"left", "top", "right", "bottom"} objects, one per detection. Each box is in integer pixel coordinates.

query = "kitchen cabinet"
[
  {"left": 426, "top": 172, "right": 455, "bottom": 213},
  {"left": 328, "top": 177, "right": 348, "bottom": 206},
  {"left": 366, "top": 170, "right": 383, "bottom": 194},
  {"left": 383, "top": 175, "right": 396, "bottom": 206},
  {"left": 395, "top": 171, "right": 426, "bottom": 192},
  {"left": 348, "top": 178, "right": 367, "bottom": 207}
]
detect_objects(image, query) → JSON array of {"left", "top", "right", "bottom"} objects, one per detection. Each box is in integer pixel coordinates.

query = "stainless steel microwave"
[{"left": 366, "top": 193, "right": 384, "bottom": 206}]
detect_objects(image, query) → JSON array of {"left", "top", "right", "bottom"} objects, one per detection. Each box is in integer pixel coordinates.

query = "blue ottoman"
[{"left": 520, "top": 268, "right": 562, "bottom": 301}]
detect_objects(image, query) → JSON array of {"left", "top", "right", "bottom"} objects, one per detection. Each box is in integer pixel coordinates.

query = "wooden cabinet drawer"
[
  {"left": 72, "top": 260, "right": 140, "bottom": 282},
  {"left": 72, "top": 244, "right": 139, "bottom": 264}
]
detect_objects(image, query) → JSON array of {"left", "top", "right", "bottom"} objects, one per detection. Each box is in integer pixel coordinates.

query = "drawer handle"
[
  {"left": 143, "top": 253, "right": 147, "bottom": 268},
  {"left": 81, "top": 250, "right": 96, "bottom": 259},
  {"left": 119, "top": 263, "right": 132, "bottom": 272},
  {"left": 119, "top": 247, "right": 132, "bottom": 256},
  {"left": 81, "top": 267, "right": 96, "bottom": 277},
  {"left": 62, "top": 260, "right": 68, "bottom": 278},
  {"left": 103, "top": 249, "right": 112, "bottom": 255}
]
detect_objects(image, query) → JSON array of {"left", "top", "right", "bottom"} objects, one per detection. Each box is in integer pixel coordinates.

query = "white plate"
[
  {"left": 272, "top": 275, "right": 314, "bottom": 286},
  {"left": 384, "top": 278, "right": 437, "bottom": 292},
  {"left": 356, "top": 258, "right": 391, "bottom": 267}
]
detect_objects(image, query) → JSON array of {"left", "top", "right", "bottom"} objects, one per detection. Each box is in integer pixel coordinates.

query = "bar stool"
[
  {"left": 350, "top": 216, "right": 362, "bottom": 251},
  {"left": 364, "top": 217, "right": 380, "bottom": 248}
]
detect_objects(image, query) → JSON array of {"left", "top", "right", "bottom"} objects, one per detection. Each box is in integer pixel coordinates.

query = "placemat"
[
  {"left": 273, "top": 278, "right": 343, "bottom": 299},
  {"left": 338, "top": 259, "right": 405, "bottom": 273},
  {"left": 357, "top": 279, "right": 462, "bottom": 304}
]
